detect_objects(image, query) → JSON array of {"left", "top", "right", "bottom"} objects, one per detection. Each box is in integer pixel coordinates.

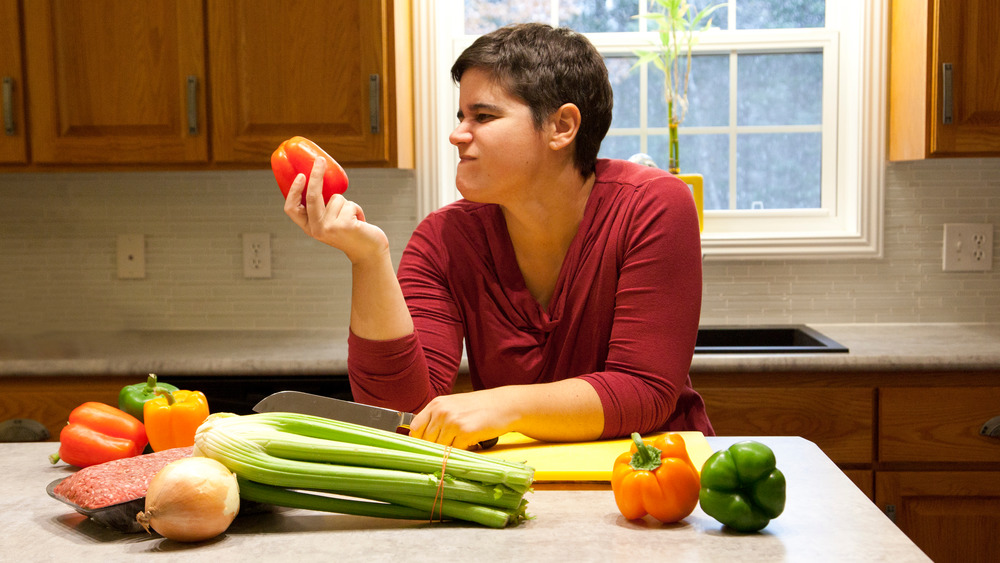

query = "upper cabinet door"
[
  {"left": 931, "top": 0, "right": 1000, "bottom": 156},
  {"left": 0, "top": 0, "right": 27, "bottom": 163},
  {"left": 22, "top": 0, "right": 207, "bottom": 164},
  {"left": 889, "top": 0, "right": 1000, "bottom": 160},
  {"left": 208, "top": 0, "right": 398, "bottom": 166}
]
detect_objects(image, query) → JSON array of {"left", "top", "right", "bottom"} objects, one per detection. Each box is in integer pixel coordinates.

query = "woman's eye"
[{"left": 475, "top": 114, "right": 494, "bottom": 123}]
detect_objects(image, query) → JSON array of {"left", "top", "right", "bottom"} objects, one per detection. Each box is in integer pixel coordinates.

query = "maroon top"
[{"left": 348, "top": 159, "right": 713, "bottom": 438}]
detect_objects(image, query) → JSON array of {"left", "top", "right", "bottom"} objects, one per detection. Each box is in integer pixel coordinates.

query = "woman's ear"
[{"left": 547, "top": 103, "right": 582, "bottom": 151}]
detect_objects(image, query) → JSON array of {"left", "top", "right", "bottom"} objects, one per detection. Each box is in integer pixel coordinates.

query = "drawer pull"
[
  {"left": 2, "top": 76, "right": 14, "bottom": 136},
  {"left": 981, "top": 415, "right": 1000, "bottom": 438},
  {"left": 941, "top": 63, "right": 953, "bottom": 125},
  {"left": 186, "top": 76, "right": 199, "bottom": 135}
]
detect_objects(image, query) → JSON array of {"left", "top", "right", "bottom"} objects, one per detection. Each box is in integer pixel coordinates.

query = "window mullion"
[{"left": 729, "top": 50, "right": 739, "bottom": 211}]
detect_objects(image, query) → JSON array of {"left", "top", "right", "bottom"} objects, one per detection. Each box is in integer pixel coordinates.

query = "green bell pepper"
[
  {"left": 699, "top": 440, "right": 786, "bottom": 532},
  {"left": 118, "top": 374, "right": 179, "bottom": 421}
]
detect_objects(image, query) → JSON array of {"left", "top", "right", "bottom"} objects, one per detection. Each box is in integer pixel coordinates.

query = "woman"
[{"left": 285, "top": 23, "right": 712, "bottom": 449}]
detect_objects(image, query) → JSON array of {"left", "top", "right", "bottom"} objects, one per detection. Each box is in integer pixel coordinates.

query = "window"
[{"left": 412, "top": 1, "right": 885, "bottom": 258}]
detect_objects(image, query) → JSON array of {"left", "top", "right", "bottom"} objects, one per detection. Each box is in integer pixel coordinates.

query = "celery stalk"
[{"left": 193, "top": 412, "right": 534, "bottom": 528}]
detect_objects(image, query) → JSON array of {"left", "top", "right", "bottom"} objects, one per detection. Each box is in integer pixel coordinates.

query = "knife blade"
[
  {"left": 252, "top": 390, "right": 497, "bottom": 449},
  {"left": 253, "top": 390, "right": 412, "bottom": 432}
]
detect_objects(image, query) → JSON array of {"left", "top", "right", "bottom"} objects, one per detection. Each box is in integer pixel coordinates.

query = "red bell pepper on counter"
[
  {"left": 50, "top": 402, "right": 149, "bottom": 468},
  {"left": 271, "top": 136, "right": 349, "bottom": 206}
]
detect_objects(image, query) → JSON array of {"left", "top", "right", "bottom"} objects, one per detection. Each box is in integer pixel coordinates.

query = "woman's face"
[{"left": 449, "top": 68, "right": 550, "bottom": 203}]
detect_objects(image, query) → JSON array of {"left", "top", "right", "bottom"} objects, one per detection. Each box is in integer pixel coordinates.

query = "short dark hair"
[{"left": 451, "top": 23, "right": 613, "bottom": 176}]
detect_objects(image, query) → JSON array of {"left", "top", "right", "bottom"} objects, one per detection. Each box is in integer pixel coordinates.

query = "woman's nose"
[{"left": 449, "top": 122, "right": 471, "bottom": 146}]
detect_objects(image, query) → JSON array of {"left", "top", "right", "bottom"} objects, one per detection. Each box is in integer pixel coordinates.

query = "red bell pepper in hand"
[
  {"left": 50, "top": 402, "right": 148, "bottom": 468},
  {"left": 611, "top": 432, "right": 701, "bottom": 523},
  {"left": 271, "top": 136, "right": 349, "bottom": 206}
]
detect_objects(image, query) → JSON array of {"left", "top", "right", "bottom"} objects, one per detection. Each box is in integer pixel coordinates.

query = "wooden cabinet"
[
  {"left": 208, "top": 0, "right": 406, "bottom": 166},
  {"left": 0, "top": 374, "right": 354, "bottom": 442},
  {"left": 10, "top": 0, "right": 411, "bottom": 168},
  {"left": 0, "top": 377, "right": 128, "bottom": 441},
  {"left": 693, "top": 374, "right": 877, "bottom": 500},
  {"left": 0, "top": 0, "right": 27, "bottom": 163},
  {"left": 876, "top": 471, "right": 1000, "bottom": 563},
  {"left": 698, "top": 386, "right": 874, "bottom": 465},
  {"left": 876, "top": 385, "right": 1000, "bottom": 563},
  {"left": 22, "top": 0, "right": 208, "bottom": 164},
  {"left": 880, "top": 386, "right": 1000, "bottom": 464},
  {"left": 888, "top": 0, "right": 1000, "bottom": 160}
]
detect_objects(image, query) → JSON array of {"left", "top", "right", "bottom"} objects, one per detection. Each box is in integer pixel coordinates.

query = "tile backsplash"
[{"left": 1, "top": 159, "right": 998, "bottom": 334}]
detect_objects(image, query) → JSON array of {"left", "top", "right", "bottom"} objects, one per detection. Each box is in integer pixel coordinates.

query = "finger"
[
  {"left": 283, "top": 173, "right": 308, "bottom": 221},
  {"left": 304, "top": 158, "right": 328, "bottom": 223}
]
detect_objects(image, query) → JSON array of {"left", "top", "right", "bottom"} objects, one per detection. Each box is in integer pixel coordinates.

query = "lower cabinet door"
[{"left": 876, "top": 471, "right": 1000, "bottom": 563}]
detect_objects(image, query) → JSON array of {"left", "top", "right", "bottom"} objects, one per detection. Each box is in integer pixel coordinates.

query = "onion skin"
[{"left": 137, "top": 456, "right": 240, "bottom": 542}]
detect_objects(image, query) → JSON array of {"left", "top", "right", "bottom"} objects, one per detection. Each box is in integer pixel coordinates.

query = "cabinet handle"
[
  {"left": 941, "top": 63, "right": 953, "bottom": 125},
  {"left": 2, "top": 76, "right": 14, "bottom": 136},
  {"left": 982, "top": 415, "right": 1000, "bottom": 438},
  {"left": 186, "top": 75, "right": 199, "bottom": 135},
  {"left": 369, "top": 74, "right": 380, "bottom": 134}
]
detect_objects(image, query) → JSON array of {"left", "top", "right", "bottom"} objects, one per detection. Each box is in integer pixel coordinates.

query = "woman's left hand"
[
  {"left": 408, "top": 379, "right": 605, "bottom": 448},
  {"left": 408, "top": 389, "right": 514, "bottom": 450}
]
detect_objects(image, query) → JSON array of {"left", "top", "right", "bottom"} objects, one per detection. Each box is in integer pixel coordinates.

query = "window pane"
[
  {"left": 559, "top": 0, "right": 639, "bottom": 32},
  {"left": 737, "top": 53, "right": 822, "bottom": 126},
  {"left": 650, "top": 55, "right": 730, "bottom": 128},
  {"left": 606, "top": 57, "right": 640, "bottom": 129},
  {"left": 736, "top": 133, "right": 821, "bottom": 209},
  {"left": 736, "top": 0, "right": 825, "bottom": 29},
  {"left": 598, "top": 135, "right": 642, "bottom": 161},
  {"left": 464, "top": 0, "right": 550, "bottom": 34},
  {"left": 689, "top": 0, "right": 730, "bottom": 31},
  {"left": 649, "top": 133, "right": 730, "bottom": 209}
]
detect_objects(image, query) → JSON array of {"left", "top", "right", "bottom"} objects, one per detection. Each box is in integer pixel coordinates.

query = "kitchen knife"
[{"left": 252, "top": 390, "right": 497, "bottom": 449}]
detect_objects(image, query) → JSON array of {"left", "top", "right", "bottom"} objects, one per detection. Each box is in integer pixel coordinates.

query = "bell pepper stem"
[
  {"left": 155, "top": 388, "right": 176, "bottom": 406},
  {"left": 628, "top": 432, "right": 664, "bottom": 472},
  {"left": 146, "top": 373, "right": 160, "bottom": 390}
]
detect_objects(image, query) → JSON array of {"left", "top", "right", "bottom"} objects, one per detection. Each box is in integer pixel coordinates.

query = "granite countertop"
[
  {"left": 1, "top": 437, "right": 931, "bottom": 562},
  {"left": 1, "top": 323, "right": 999, "bottom": 377}
]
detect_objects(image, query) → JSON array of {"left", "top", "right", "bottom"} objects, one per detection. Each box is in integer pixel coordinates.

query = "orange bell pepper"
[
  {"left": 271, "top": 136, "right": 349, "bottom": 207},
  {"left": 50, "top": 402, "right": 148, "bottom": 468},
  {"left": 143, "top": 389, "right": 210, "bottom": 452},
  {"left": 611, "top": 432, "right": 701, "bottom": 523}
]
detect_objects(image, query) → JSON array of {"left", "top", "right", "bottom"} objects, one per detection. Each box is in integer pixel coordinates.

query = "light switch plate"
[
  {"left": 116, "top": 234, "right": 146, "bottom": 279},
  {"left": 942, "top": 223, "right": 993, "bottom": 272}
]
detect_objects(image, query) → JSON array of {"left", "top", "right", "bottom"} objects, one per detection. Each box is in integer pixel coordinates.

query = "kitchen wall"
[{"left": 1, "top": 158, "right": 998, "bottom": 335}]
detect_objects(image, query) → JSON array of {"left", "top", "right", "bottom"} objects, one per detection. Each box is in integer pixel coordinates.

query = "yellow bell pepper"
[{"left": 143, "top": 389, "right": 210, "bottom": 452}]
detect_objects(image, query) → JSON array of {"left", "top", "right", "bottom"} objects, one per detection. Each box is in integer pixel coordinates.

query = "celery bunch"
[{"left": 193, "top": 412, "right": 534, "bottom": 528}]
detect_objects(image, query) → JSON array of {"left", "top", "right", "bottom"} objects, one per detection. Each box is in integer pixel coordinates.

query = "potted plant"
[{"left": 636, "top": 0, "right": 722, "bottom": 175}]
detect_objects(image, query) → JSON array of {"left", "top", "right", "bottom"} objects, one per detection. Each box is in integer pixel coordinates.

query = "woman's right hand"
[{"left": 283, "top": 158, "right": 390, "bottom": 265}]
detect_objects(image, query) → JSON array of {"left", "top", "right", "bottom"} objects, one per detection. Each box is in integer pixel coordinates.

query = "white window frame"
[{"left": 412, "top": 0, "right": 886, "bottom": 259}]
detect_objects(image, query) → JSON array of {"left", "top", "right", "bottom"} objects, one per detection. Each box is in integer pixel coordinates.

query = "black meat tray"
[
  {"left": 47, "top": 478, "right": 271, "bottom": 533},
  {"left": 47, "top": 478, "right": 147, "bottom": 533}
]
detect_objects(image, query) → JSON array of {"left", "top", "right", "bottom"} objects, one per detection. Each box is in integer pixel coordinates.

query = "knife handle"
[{"left": 476, "top": 437, "right": 499, "bottom": 450}]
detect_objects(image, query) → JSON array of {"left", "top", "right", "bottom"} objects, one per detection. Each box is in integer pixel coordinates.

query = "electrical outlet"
[
  {"left": 116, "top": 234, "right": 146, "bottom": 279},
  {"left": 942, "top": 223, "right": 993, "bottom": 272},
  {"left": 242, "top": 232, "right": 272, "bottom": 279}
]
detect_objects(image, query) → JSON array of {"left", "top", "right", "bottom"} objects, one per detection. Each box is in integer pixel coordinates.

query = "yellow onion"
[{"left": 137, "top": 456, "right": 240, "bottom": 542}]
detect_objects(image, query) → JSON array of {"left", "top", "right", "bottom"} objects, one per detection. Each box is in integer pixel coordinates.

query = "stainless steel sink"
[{"left": 694, "top": 325, "right": 848, "bottom": 354}]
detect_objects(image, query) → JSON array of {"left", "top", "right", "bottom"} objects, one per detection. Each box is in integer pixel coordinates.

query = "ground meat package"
[{"left": 47, "top": 447, "right": 193, "bottom": 532}]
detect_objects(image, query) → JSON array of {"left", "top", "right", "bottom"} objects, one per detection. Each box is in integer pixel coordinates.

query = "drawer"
[
  {"left": 698, "top": 387, "right": 874, "bottom": 464},
  {"left": 879, "top": 387, "right": 1000, "bottom": 463},
  {"left": 0, "top": 377, "right": 127, "bottom": 441}
]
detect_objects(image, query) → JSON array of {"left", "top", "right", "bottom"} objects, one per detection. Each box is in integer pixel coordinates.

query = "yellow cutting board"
[{"left": 480, "top": 431, "right": 713, "bottom": 483}]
